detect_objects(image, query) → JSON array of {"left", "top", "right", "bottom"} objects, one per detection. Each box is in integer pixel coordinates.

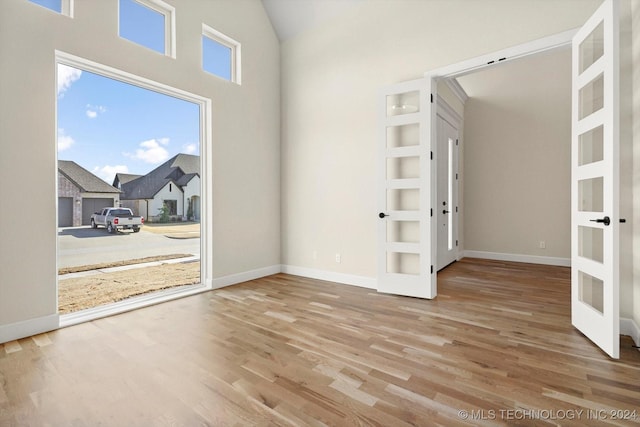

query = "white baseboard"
[
  {"left": 281, "top": 265, "right": 376, "bottom": 289},
  {"left": 212, "top": 264, "right": 282, "bottom": 289},
  {"left": 620, "top": 317, "right": 640, "bottom": 348},
  {"left": 463, "top": 250, "right": 571, "bottom": 267},
  {"left": 0, "top": 314, "right": 59, "bottom": 344}
]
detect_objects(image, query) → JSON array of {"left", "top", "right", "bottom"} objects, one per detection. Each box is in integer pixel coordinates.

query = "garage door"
[
  {"left": 82, "top": 198, "right": 114, "bottom": 225},
  {"left": 58, "top": 197, "right": 73, "bottom": 227}
]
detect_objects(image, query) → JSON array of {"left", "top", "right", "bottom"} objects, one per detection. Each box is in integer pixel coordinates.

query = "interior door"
[
  {"left": 377, "top": 79, "right": 435, "bottom": 299},
  {"left": 571, "top": 0, "right": 619, "bottom": 358},
  {"left": 436, "top": 115, "right": 458, "bottom": 270}
]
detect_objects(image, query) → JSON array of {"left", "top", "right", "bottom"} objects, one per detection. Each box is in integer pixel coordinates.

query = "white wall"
[
  {"left": 0, "top": 0, "right": 280, "bottom": 339},
  {"left": 281, "top": 0, "right": 602, "bottom": 279},
  {"left": 458, "top": 48, "right": 572, "bottom": 262}
]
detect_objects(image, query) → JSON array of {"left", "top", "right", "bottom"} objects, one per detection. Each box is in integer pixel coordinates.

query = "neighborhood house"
[
  {"left": 57, "top": 160, "right": 120, "bottom": 227},
  {"left": 115, "top": 153, "right": 200, "bottom": 222}
]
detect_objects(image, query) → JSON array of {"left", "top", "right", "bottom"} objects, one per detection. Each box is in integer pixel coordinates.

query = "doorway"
[{"left": 436, "top": 111, "right": 459, "bottom": 271}]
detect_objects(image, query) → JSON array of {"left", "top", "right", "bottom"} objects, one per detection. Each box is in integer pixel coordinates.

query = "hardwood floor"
[{"left": 1, "top": 258, "right": 639, "bottom": 426}]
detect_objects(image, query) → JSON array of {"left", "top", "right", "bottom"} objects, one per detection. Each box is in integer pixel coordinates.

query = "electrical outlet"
[
  {"left": 335, "top": 253, "right": 341, "bottom": 263},
  {"left": 539, "top": 241, "right": 546, "bottom": 249}
]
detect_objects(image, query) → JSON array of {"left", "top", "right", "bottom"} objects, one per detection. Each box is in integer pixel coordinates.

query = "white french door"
[
  {"left": 377, "top": 79, "right": 436, "bottom": 299},
  {"left": 436, "top": 115, "right": 458, "bottom": 270},
  {"left": 571, "top": 0, "right": 620, "bottom": 358}
]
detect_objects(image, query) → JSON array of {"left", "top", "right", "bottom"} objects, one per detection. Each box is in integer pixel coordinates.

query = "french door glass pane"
[
  {"left": 386, "top": 91, "right": 420, "bottom": 116},
  {"left": 579, "top": 21, "right": 604, "bottom": 74},
  {"left": 387, "top": 221, "right": 419, "bottom": 243},
  {"left": 579, "top": 270, "right": 604, "bottom": 314},
  {"left": 578, "top": 177, "right": 603, "bottom": 212},
  {"left": 387, "top": 252, "right": 420, "bottom": 275},
  {"left": 578, "top": 225, "right": 603, "bottom": 263},
  {"left": 387, "top": 156, "right": 419, "bottom": 180},
  {"left": 387, "top": 189, "right": 419, "bottom": 211},
  {"left": 386, "top": 124, "right": 419, "bottom": 148},
  {"left": 579, "top": 74, "right": 604, "bottom": 120},
  {"left": 579, "top": 125, "right": 604, "bottom": 165}
]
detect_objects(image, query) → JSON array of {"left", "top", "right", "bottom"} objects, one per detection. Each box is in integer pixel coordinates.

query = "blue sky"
[{"left": 57, "top": 66, "right": 201, "bottom": 184}]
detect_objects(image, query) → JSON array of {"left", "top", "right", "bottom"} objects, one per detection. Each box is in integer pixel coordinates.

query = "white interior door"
[
  {"left": 377, "top": 79, "right": 436, "bottom": 299},
  {"left": 436, "top": 115, "right": 458, "bottom": 270},
  {"left": 571, "top": 0, "right": 620, "bottom": 358}
]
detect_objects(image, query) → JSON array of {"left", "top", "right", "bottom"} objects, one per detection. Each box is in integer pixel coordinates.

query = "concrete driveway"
[{"left": 57, "top": 224, "right": 201, "bottom": 268}]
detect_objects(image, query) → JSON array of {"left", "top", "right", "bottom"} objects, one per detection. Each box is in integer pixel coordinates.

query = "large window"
[
  {"left": 119, "top": 0, "right": 175, "bottom": 57},
  {"left": 202, "top": 24, "right": 241, "bottom": 84},
  {"left": 56, "top": 51, "right": 211, "bottom": 322}
]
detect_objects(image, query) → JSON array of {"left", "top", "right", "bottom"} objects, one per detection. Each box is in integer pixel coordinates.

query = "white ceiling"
[{"left": 261, "top": 0, "right": 365, "bottom": 41}]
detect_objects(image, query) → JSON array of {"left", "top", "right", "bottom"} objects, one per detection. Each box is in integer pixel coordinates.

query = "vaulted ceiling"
[{"left": 261, "top": 0, "right": 365, "bottom": 41}]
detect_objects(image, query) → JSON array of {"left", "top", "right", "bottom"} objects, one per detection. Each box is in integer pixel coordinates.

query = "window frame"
[
  {"left": 202, "top": 23, "right": 242, "bottom": 85},
  {"left": 55, "top": 50, "right": 213, "bottom": 327},
  {"left": 118, "top": 0, "right": 176, "bottom": 58}
]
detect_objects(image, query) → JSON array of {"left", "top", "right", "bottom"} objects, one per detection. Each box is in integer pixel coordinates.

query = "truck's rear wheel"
[
  {"left": 107, "top": 223, "right": 115, "bottom": 234},
  {"left": 132, "top": 226, "right": 140, "bottom": 233}
]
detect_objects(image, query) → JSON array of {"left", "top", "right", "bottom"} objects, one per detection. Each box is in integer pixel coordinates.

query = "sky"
[
  {"left": 51, "top": 0, "right": 234, "bottom": 185},
  {"left": 57, "top": 65, "right": 201, "bottom": 184}
]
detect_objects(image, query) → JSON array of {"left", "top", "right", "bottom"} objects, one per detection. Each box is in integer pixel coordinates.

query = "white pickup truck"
[{"left": 90, "top": 207, "right": 144, "bottom": 234}]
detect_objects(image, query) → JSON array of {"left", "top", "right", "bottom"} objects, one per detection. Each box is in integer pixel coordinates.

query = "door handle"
[
  {"left": 590, "top": 216, "right": 610, "bottom": 226},
  {"left": 442, "top": 210, "right": 450, "bottom": 214},
  {"left": 379, "top": 212, "right": 389, "bottom": 219}
]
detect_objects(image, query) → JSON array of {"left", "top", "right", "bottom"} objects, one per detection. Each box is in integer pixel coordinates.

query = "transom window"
[
  {"left": 28, "top": 0, "right": 72, "bottom": 16},
  {"left": 202, "top": 24, "right": 241, "bottom": 84},
  {"left": 119, "top": 0, "right": 176, "bottom": 57}
]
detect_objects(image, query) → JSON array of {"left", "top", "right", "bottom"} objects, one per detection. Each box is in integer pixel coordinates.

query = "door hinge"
[
  {"left": 430, "top": 151, "right": 433, "bottom": 160},
  {"left": 456, "top": 206, "right": 458, "bottom": 213},
  {"left": 456, "top": 240, "right": 458, "bottom": 247},
  {"left": 456, "top": 139, "right": 459, "bottom": 146},
  {"left": 431, "top": 265, "right": 434, "bottom": 274},
  {"left": 430, "top": 94, "right": 433, "bottom": 103},
  {"left": 456, "top": 173, "right": 458, "bottom": 180},
  {"left": 430, "top": 208, "right": 433, "bottom": 217}
]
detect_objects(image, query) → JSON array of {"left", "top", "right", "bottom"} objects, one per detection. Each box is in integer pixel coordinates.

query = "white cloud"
[
  {"left": 57, "top": 64, "right": 82, "bottom": 96},
  {"left": 57, "top": 128, "right": 75, "bottom": 151},
  {"left": 92, "top": 165, "right": 129, "bottom": 184},
  {"left": 124, "top": 138, "right": 170, "bottom": 164},
  {"left": 86, "top": 104, "right": 106, "bottom": 119},
  {"left": 182, "top": 143, "right": 197, "bottom": 154}
]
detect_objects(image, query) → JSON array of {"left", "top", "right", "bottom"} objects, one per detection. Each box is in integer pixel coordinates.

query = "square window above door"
[
  {"left": 202, "top": 24, "right": 241, "bottom": 84},
  {"left": 119, "top": 0, "right": 176, "bottom": 57}
]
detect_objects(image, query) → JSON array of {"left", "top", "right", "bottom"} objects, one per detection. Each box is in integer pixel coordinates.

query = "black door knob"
[
  {"left": 590, "top": 216, "right": 611, "bottom": 226},
  {"left": 379, "top": 212, "right": 389, "bottom": 219},
  {"left": 443, "top": 210, "right": 450, "bottom": 214}
]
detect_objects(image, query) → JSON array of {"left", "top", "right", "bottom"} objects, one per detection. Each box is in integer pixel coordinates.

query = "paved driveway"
[{"left": 57, "top": 225, "right": 201, "bottom": 268}]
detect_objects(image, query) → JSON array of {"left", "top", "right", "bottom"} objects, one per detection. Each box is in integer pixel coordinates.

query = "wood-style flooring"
[{"left": 1, "top": 258, "right": 639, "bottom": 426}]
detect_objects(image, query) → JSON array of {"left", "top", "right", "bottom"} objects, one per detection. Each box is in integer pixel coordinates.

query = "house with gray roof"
[
  {"left": 117, "top": 154, "right": 200, "bottom": 222},
  {"left": 58, "top": 160, "right": 121, "bottom": 227},
  {"left": 113, "top": 173, "right": 142, "bottom": 189}
]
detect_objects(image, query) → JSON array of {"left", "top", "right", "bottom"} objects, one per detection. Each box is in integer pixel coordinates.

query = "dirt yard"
[
  {"left": 58, "top": 261, "right": 201, "bottom": 314},
  {"left": 58, "top": 223, "right": 202, "bottom": 314}
]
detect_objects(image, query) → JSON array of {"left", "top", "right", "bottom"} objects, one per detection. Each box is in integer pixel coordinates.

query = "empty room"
[{"left": 1, "top": 0, "right": 640, "bottom": 425}]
